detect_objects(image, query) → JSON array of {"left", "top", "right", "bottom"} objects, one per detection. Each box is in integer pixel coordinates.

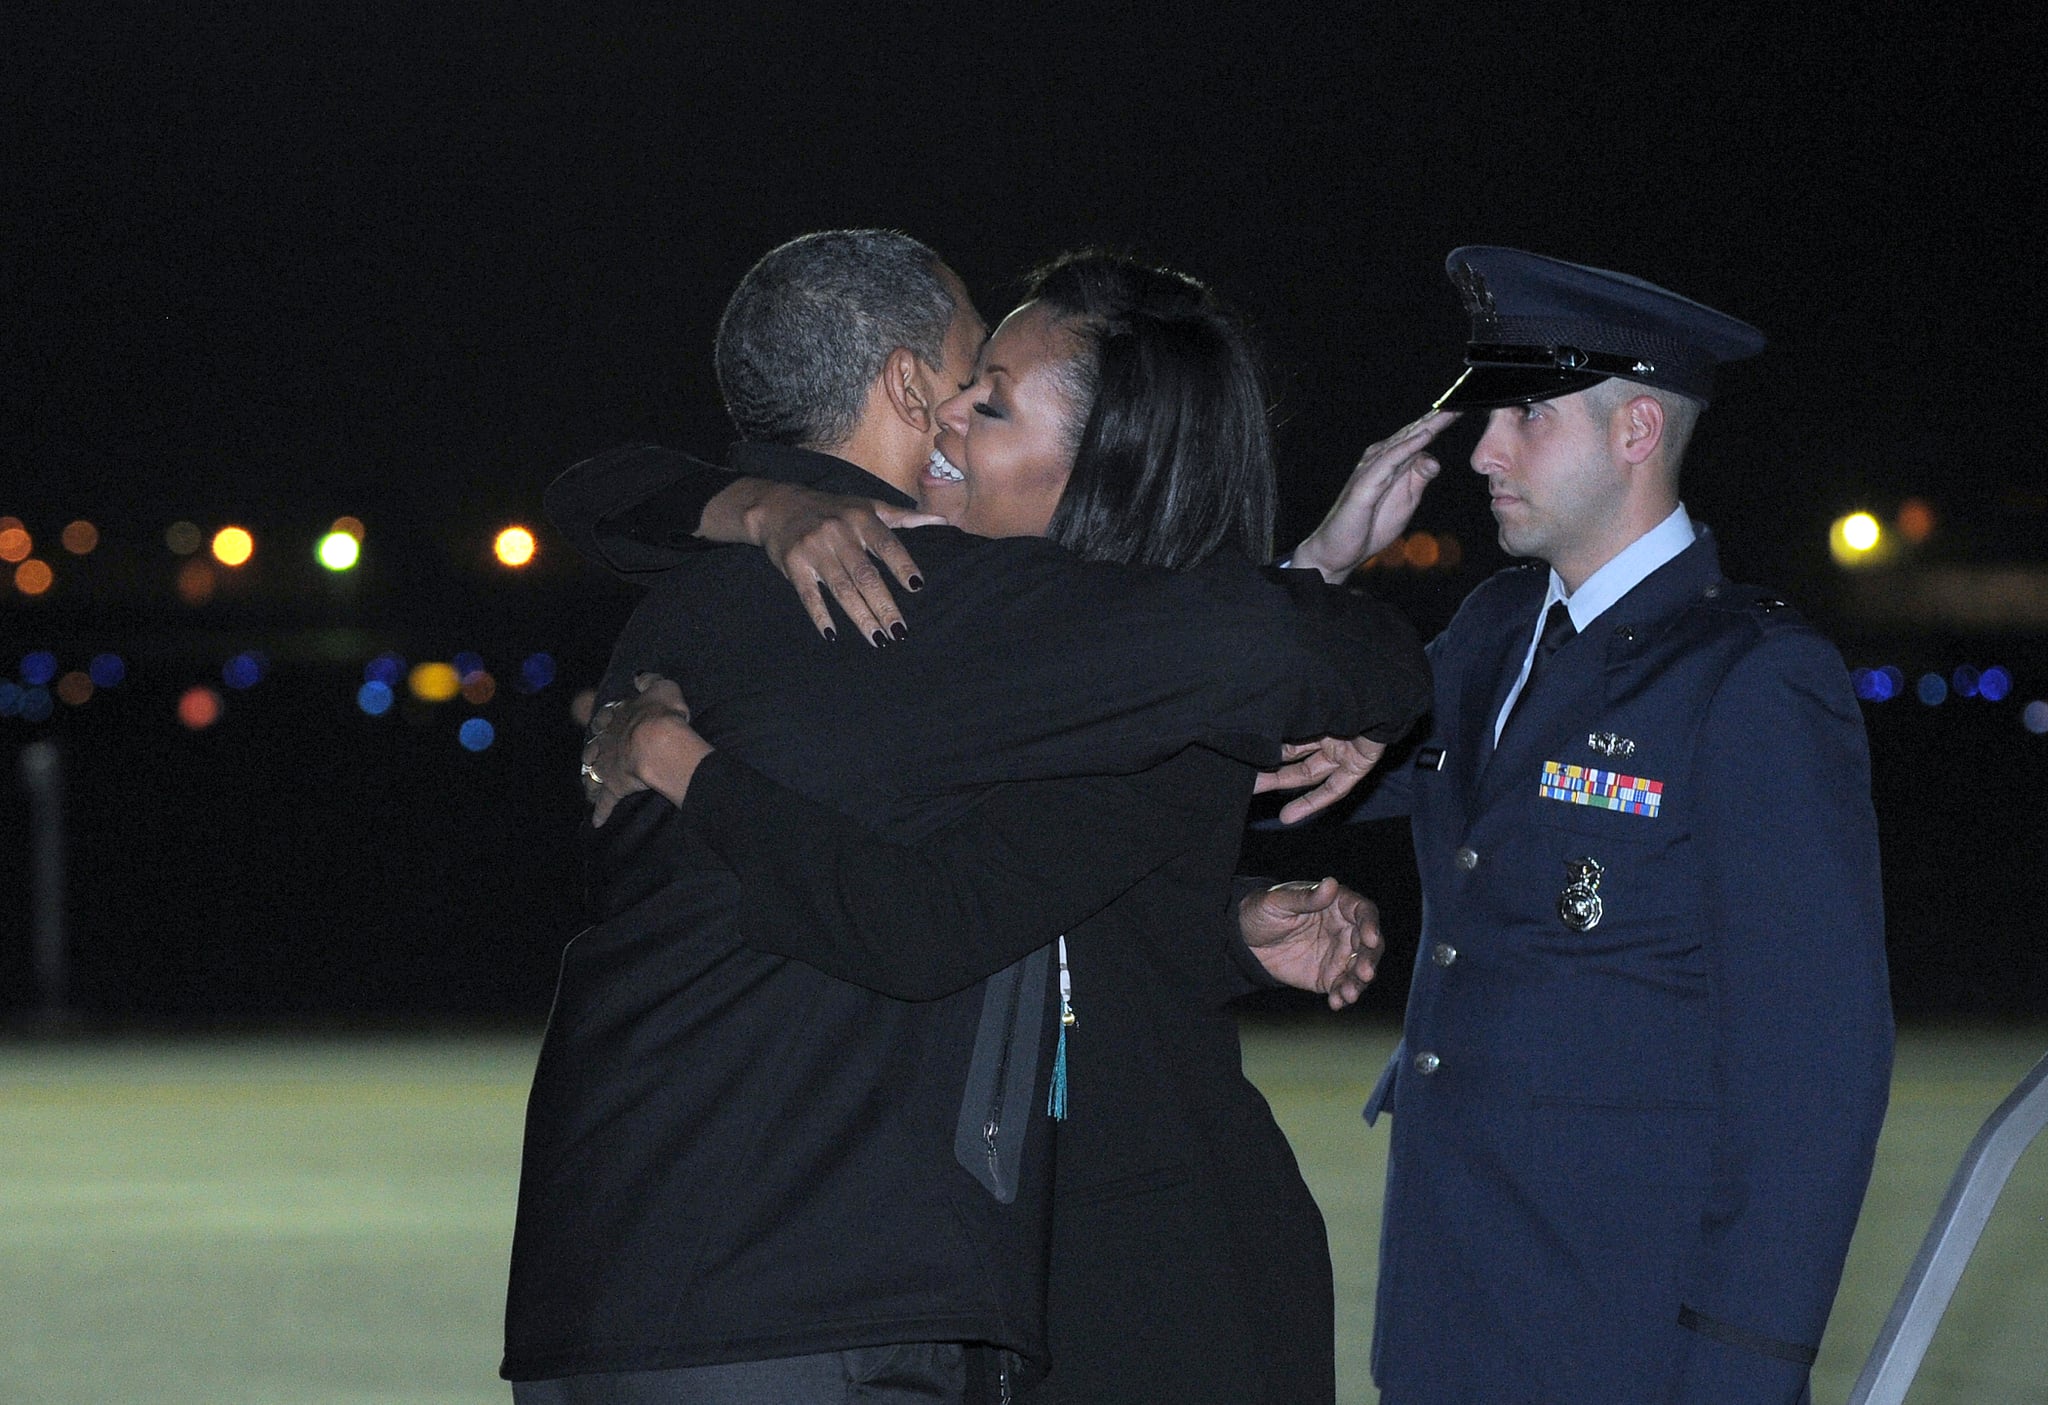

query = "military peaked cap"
[{"left": 1433, "top": 246, "right": 1766, "bottom": 410}]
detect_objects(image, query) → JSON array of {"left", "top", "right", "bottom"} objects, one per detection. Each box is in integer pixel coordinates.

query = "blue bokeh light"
[
  {"left": 1951, "top": 664, "right": 1980, "bottom": 699},
  {"left": 2023, "top": 700, "right": 2048, "bottom": 735},
  {"left": 453, "top": 650, "right": 486, "bottom": 682},
  {"left": 0, "top": 682, "right": 20, "bottom": 717},
  {"left": 519, "top": 652, "right": 556, "bottom": 693},
  {"left": 88, "top": 652, "right": 127, "bottom": 687},
  {"left": 1853, "top": 667, "right": 1897, "bottom": 703},
  {"left": 364, "top": 652, "right": 405, "bottom": 686},
  {"left": 356, "top": 680, "right": 395, "bottom": 716},
  {"left": 1980, "top": 666, "right": 2012, "bottom": 702},
  {"left": 21, "top": 651, "right": 58, "bottom": 686},
  {"left": 458, "top": 717, "right": 496, "bottom": 752},
  {"left": 1916, "top": 672, "right": 1948, "bottom": 706},
  {"left": 222, "top": 651, "right": 267, "bottom": 690},
  {"left": 19, "top": 686, "right": 53, "bottom": 722}
]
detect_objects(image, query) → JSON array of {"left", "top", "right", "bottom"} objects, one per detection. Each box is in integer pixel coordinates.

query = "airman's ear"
[
  {"left": 878, "top": 346, "right": 936, "bottom": 431},
  {"left": 1614, "top": 393, "right": 1665, "bottom": 466}
]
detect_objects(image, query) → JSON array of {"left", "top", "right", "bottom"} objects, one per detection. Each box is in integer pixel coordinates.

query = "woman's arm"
[
  {"left": 584, "top": 682, "right": 1375, "bottom": 1005},
  {"left": 545, "top": 443, "right": 934, "bottom": 641}
]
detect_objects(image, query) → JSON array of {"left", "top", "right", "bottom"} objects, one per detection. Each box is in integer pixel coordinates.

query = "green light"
[{"left": 317, "top": 531, "right": 361, "bottom": 571}]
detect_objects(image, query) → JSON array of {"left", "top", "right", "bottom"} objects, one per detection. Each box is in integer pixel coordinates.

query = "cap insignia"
[{"left": 1450, "top": 261, "right": 1499, "bottom": 332}]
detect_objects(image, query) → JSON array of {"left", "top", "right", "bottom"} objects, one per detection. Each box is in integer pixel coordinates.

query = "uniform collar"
[{"left": 1545, "top": 504, "right": 1698, "bottom": 630}]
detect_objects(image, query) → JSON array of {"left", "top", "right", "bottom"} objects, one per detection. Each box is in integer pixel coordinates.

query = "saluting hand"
[{"left": 1288, "top": 410, "right": 1457, "bottom": 582}]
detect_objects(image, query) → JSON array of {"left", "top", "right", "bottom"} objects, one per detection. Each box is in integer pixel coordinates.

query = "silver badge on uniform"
[
  {"left": 1587, "top": 732, "right": 1636, "bottom": 758},
  {"left": 1558, "top": 856, "right": 1605, "bottom": 932}
]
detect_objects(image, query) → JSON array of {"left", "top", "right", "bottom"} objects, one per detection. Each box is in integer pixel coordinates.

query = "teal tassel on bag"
[{"left": 1048, "top": 936, "right": 1074, "bottom": 1120}]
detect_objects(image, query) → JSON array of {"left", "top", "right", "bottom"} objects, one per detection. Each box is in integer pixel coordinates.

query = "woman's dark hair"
[{"left": 1027, "top": 252, "right": 1277, "bottom": 571}]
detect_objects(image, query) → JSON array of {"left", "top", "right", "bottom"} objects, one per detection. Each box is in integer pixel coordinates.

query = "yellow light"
[
  {"left": 212, "top": 526, "right": 255, "bottom": 567},
  {"left": 494, "top": 526, "right": 537, "bottom": 568},
  {"left": 61, "top": 520, "right": 99, "bottom": 554},
  {"left": 1829, "top": 511, "right": 1885, "bottom": 566},
  {"left": 408, "top": 661, "right": 461, "bottom": 702},
  {"left": 317, "top": 531, "right": 361, "bottom": 571}
]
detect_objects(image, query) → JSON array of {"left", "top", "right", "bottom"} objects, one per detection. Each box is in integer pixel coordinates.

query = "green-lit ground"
[{"left": 2, "top": 1023, "right": 2043, "bottom": 1403}]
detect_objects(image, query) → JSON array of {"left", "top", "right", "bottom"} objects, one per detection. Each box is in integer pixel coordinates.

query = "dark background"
[{"left": 4, "top": 6, "right": 2043, "bottom": 1021}]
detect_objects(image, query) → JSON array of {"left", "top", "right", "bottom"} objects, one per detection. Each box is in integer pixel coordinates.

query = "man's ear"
[
  {"left": 1614, "top": 393, "right": 1665, "bottom": 466},
  {"left": 879, "top": 346, "right": 937, "bottom": 431}
]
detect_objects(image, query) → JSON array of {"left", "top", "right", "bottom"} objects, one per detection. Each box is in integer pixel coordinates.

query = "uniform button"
[
  {"left": 1431, "top": 942, "right": 1458, "bottom": 967},
  {"left": 1454, "top": 846, "right": 1479, "bottom": 871},
  {"left": 1413, "top": 1051, "right": 1441, "bottom": 1075}
]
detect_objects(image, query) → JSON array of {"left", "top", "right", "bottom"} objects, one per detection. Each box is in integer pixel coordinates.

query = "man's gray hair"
[{"left": 714, "top": 230, "right": 960, "bottom": 449}]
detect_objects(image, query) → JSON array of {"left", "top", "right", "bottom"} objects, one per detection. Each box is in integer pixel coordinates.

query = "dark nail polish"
[
  {"left": 890, "top": 621, "right": 908, "bottom": 641},
  {"left": 822, "top": 627, "right": 837, "bottom": 642},
  {"left": 871, "top": 629, "right": 888, "bottom": 647},
  {"left": 907, "top": 574, "right": 924, "bottom": 591}
]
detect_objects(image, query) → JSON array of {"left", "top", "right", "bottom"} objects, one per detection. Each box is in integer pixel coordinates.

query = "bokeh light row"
[
  {"left": 1830, "top": 499, "right": 1939, "bottom": 568},
  {"left": 4, "top": 514, "right": 540, "bottom": 597},
  {"left": 1853, "top": 664, "right": 2013, "bottom": 705}
]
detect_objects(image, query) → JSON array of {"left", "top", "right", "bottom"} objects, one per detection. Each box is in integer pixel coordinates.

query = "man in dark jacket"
[
  {"left": 504, "top": 231, "right": 1431, "bottom": 1403},
  {"left": 1297, "top": 247, "right": 1893, "bottom": 1405}
]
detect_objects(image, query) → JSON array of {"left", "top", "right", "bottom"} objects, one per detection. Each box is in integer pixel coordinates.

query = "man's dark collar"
[{"left": 727, "top": 442, "right": 918, "bottom": 509}]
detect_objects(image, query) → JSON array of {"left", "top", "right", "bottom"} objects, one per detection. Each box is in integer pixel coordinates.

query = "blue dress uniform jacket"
[{"left": 1352, "top": 529, "right": 1892, "bottom": 1405}]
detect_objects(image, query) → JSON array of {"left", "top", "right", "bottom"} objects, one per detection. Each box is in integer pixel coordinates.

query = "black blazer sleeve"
[
  {"left": 747, "top": 540, "right": 1437, "bottom": 786},
  {"left": 681, "top": 746, "right": 1237, "bottom": 1000},
  {"left": 543, "top": 444, "right": 737, "bottom": 581}
]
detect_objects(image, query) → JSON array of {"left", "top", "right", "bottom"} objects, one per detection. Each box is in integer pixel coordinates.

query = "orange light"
[
  {"left": 176, "top": 557, "right": 217, "bottom": 605},
  {"left": 408, "top": 661, "right": 461, "bottom": 703},
  {"left": 460, "top": 671, "right": 497, "bottom": 705},
  {"left": 0, "top": 526, "right": 31, "bottom": 563},
  {"left": 331, "top": 515, "right": 365, "bottom": 541},
  {"left": 56, "top": 672, "right": 94, "bottom": 706},
  {"left": 177, "top": 686, "right": 223, "bottom": 730},
  {"left": 15, "top": 559, "right": 54, "bottom": 596},
  {"left": 212, "top": 526, "right": 254, "bottom": 567},
  {"left": 1897, "top": 498, "right": 1936, "bottom": 544},
  {"left": 61, "top": 520, "right": 99, "bottom": 554},
  {"left": 494, "top": 526, "right": 537, "bottom": 567},
  {"left": 1401, "top": 532, "right": 1442, "bottom": 570},
  {"left": 0, "top": 515, "right": 22, "bottom": 532}
]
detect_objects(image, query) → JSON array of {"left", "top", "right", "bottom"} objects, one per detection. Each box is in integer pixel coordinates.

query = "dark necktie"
[{"left": 1501, "top": 600, "right": 1576, "bottom": 741}]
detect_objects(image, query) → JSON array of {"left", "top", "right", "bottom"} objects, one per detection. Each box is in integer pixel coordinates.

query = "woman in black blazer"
[{"left": 585, "top": 252, "right": 1429, "bottom": 1403}]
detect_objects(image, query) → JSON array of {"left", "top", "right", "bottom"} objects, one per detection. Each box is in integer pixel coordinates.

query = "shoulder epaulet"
[{"left": 1695, "top": 580, "right": 1807, "bottom": 629}]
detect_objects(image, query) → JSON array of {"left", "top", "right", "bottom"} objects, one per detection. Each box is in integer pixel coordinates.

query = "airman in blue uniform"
[{"left": 1312, "top": 248, "right": 1893, "bottom": 1403}]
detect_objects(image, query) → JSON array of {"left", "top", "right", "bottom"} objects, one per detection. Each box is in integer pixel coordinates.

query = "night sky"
[{"left": 6, "top": 7, "right": 2045, "bottom": 1017}]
